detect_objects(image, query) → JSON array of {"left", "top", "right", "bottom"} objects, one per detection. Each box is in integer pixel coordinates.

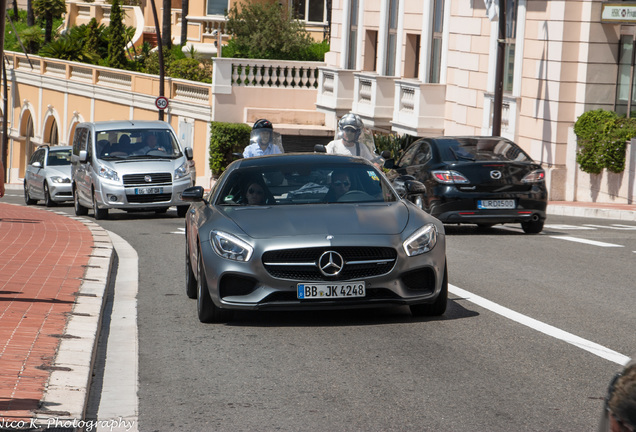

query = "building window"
[
  {"left": 207, "top": 0, "right": 227, "bottom": 16},
  {"left": 503, "top": 0, "right": 518, "bottom": 93},
  {"left": 430, "top": 0, "right": 444, "bottom": 83},
  {"left": 347, "top": 0, "right": 359, "bottom": 69},
  {"left": 615, "top": 34, "right": 636, "bottom": 116},
  {"left": 385, "top": 0, "right": 399, "bottom": 76},
  {"left": 292, "top": 0, "right": 326, "bottom": 23}
]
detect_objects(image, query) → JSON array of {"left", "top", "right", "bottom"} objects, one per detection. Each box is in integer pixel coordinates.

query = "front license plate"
[
  {"left": 135, "top": 187, "right": 163, "bottom": 195},
  {"left": 297, "top": 282, "right": 366, "bottom": 299},
  {"left": 477, "top": 199, "right": 515, "bottom": 209}
]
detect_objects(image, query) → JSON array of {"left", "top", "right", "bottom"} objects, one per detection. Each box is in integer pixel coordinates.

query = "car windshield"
[
  {"left": 96, "top": 129, "right": 182, "bottom": 160},
  {"left": 47, "top": 149, "right": 72, "bottom": 166},
  {"left": 217, "top": 162, "right": 398, "bottom": 206},
  {"left": 439, "top": 138, "right": 533, "bottom": 163}
]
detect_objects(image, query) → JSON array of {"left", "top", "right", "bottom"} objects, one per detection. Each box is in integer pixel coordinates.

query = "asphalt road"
[{"left": 4, "top": 193, "right": 635, "bottom": 431}]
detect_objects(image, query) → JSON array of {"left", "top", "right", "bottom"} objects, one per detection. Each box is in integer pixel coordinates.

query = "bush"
[
  {"left": 169, "top": 58, "right": 213, "bottom": 83},
  {"left": 209, "top": 122, "right": 251, "bottom": 177},
  {"left": 374, "top": 133, "right": 417, "bottom": 160},
  {"left": 573, "top": 109, "right": 636, "bottom": 174},
  {"left": 225, "top": 1, "right": 314, "bottom": 60}
]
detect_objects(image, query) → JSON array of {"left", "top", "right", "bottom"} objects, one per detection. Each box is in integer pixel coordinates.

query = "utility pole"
[
  {"left": 492, "top": 0, "right": 506, "bottom": 136},
  {"left": 0, "top": 0, "right": 8, "bottom": 182},
  {"left": 150, "top": 0, "right": 165, "bottom": 121}
]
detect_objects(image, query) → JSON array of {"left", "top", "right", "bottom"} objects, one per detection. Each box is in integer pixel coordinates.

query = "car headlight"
[
  {"left": 50, "top": 176, "right": 71, "bottom": 184},
  {"left": 174, "top": 161, "right": 190, "bottom": 180},
  {"left": 403, "top": 224, "right": 438, "bottom": 256},
  {"left": 97, "top": 164, "right": 119, "bottom": 181},
  {"left": 210, "top": 230, "right": 253, "bottom": 261}
]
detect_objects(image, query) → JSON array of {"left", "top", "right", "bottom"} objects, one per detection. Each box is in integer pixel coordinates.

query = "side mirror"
[
  {"left": 181, "top": 186, "right": 205, "bottom": 202},
  {"left": 184, "top": 147, "right": 194, "bottom": 160},
  {"left": 314, "top": 144, "right": 327, "bottom": 153},
  {"left": 79, "top": 150, "right": 88, "bottom": 163},
  {"left": 404, "top": 179, "right": 426, "bottom": 195}
]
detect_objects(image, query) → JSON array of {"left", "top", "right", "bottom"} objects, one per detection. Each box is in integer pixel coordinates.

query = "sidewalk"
[
  {"left": 0, "top": 189, "right": 634, "bottom": 430},
  {"left": 0, "top": 202, "right": 113, "bottom": 430}
]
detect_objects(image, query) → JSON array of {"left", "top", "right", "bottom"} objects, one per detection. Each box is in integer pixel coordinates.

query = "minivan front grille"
[
  {"left": 123, "top": 173, "right": 172, "bottom": 186},
  {"left": 126, "top": 193, "right": 172, "bottom": 203}
]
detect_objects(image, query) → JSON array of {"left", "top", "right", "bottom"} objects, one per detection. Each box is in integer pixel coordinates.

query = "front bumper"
[
  {"left": 49, "top": 183, "right": 73, "bottom": 202},
  {"left": 94, "top": 176, "right": 194, "bottom": 209},
  {"left": 199, "top": 233, "right": 447, "bottom": 312}
]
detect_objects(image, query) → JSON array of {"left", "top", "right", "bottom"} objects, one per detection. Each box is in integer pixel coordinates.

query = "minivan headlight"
[
  {"left": 403, "top": 224, "right": 438, "bottom": 256},
  {"left": 174, "top": 161, "right": 190, "bottom": 180},
  {"left": 210, "top": 230, "right": 253, "bottom": 261},
  {"left": 97, "top": 164, "right": 119, "bottom": 181}
]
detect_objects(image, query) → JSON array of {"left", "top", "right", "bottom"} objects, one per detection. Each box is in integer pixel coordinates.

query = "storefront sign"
[{"left": 602, "top": 3, "right": 636, "bottom": 23}]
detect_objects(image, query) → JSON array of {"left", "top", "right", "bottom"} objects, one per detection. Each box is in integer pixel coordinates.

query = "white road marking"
[
  {"left": 549, "top": 236, "right": 623, "bottom": 248},
  {"left": 449, "top": 284, "right": 631, "bottom": 366},
  {"left": 584, "top": 224, "right": 636, "bottom": 230},
  {"left": 544, "top": 224, "right": 596, "bottom": 230},
  {"left": 172, "top": 227, "right": 185, "bottom": 235}
]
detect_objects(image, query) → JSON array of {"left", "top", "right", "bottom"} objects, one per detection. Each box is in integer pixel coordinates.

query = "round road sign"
[{"left": 155, "top": 96, "right": 169, "bottom": 110}]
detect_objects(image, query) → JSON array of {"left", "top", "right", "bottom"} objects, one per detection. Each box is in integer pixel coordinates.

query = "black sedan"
[
  {"left": 385, "top": 136, "right": 548, "bottom": 233},
  {"left": 183, "top": 153, "right": 447, "bottom": 323}
]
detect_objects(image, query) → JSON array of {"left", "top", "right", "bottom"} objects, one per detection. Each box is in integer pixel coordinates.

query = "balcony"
[
  {"left": 391, "top": 80, "right": 446, "bottom": 137},
  {"left": 315, "top": 68, "right": 356, "bottom": 128},
  {"left": 351, "top": 72, "right": 396, "bottom": 130}
]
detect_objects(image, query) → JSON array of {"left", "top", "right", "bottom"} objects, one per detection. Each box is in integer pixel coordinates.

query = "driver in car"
[
  {"left": 135, "top": 134, "right": 166, "bottom": 155},
  {"left": 324, "top": 171, "right": 351, "bottom": 202}
]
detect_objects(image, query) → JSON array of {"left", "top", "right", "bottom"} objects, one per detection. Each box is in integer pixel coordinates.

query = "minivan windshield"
[{"left": 96, "top": 129, "right": 182, "bottom": 160}]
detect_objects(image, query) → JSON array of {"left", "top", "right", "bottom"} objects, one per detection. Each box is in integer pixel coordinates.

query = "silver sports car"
[{"left": 183, "top": 154, "right": 447, "bottom": 323}]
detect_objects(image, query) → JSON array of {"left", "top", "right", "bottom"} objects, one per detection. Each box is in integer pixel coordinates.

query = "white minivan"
[{"left": 71, "top": 120, "right": 196, "bottom": 219}]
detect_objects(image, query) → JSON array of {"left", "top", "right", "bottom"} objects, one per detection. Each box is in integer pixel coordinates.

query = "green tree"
[
  {"left": 39, "top": 33, "right": 100, "bottom": 63},
  {"left": 19, "top": 26, "right": 44, "bottom": 54},
  {"left": 32, "top": 0, "right": 66, "bottom": 43},
  {"left": 84, "top": 18, "right": 102, "bottom": 61},
  {"left": 107, "top": 0, "right": 128, "bottom": 69},
  {"left": 225, "top": 1, "right": 313, "bottom": 60}
]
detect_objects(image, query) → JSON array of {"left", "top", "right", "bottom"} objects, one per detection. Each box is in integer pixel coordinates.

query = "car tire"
[
  {"left": 185, "top": 236, "right": 197, "bottom": 299},
  {"left": 197, "top": 246, "right": 232, "bottom": 323},
  {"left": 24, "top": 183, "right": 37, "bottom": 205},
  {"left": 74, "top": 188, "right": 88, "bottom": 216},
  {"left": 44, "top": 183, "right": 56, "bottom": 207},
  {"left": 93, "top": 191, "right": 109, "bottom": 220},
  {"left": 177, "top": 205, "right": 189, "bottom": 218},
  {"left": 410, "top": 262, "right": 448, "bottom": 317},
  {"left": 521, "top": 219, "right": 544, "bottom": 234}
]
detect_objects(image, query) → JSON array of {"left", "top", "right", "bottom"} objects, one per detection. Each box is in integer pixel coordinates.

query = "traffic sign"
[{"left": 155, "top": 96, "right": 169, "bottom": 110}]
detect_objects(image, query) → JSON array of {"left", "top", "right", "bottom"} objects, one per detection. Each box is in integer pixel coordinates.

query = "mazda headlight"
[
  {"left": 403, "top": 224, "right": 438, "bottom": 256},
  {"left": 174, "top": 161, "right": 190, "bottom": 180},
  {"left": 210, "top": 230, "right": 253, "bottom": 261},
  {"left": 97, "top": 164, "right": 119, "bottom": 182},
  {"left": 50, "top": 176, "right": 71, "bottom": 184}
]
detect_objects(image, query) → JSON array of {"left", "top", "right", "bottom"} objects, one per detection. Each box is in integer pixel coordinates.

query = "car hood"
[
  {"left": 106, "top": 158, "right": 181, "bottom": 175},
  {"left": 225, "top": 202, "right": 410, "bottom": 238},
  {"left": 47, "top": 166, "right": 72, "bottom": 178}
]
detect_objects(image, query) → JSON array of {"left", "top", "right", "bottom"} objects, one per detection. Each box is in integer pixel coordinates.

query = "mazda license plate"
[
  {"left": 135, "top": 187, "right": 163, "bottom": 195},
  {"left": 297, "top": 282, "right": 366, "bottom": 299},
  {"left": 477, "top": 199, "right": 515, "bottom": 209}
]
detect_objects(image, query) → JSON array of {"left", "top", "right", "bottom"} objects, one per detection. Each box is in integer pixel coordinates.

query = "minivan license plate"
[
  {"left": 478, "top": 199, "right": 515, "bottom": 209},
  {"left": 135, "top": 187, "right": 163, "bottom": 195},
  {"left": 297, "top": 283, "right": 365, "bottom": 299}
]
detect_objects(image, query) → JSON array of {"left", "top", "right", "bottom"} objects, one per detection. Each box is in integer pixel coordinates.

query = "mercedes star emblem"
[{"left": 318, "top": 251, "right": 344, "bottom": 277}]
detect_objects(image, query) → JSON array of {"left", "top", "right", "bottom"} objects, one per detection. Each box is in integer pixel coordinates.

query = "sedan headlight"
[
  {"left": 97, "top": 164, "right": 119, "bottom": 182},
  {"left": 174, "top": 161, "right": 190, "bottom": 180},
  {"left": 210, "top": 230, "right": 253, "bottom": 261},
  {"left": 50, "top": 176, "right": 71, "bottom": 184},
  {"left": 403, "top": 224, "right": 438, "bottom": 256}
]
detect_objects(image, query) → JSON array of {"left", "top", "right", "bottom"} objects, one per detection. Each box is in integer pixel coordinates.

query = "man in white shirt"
[{"left": 326, "top": 113, "right": 377, "bottom": 161}]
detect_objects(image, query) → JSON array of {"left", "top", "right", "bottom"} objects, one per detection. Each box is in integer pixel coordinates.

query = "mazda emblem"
[
  {"left": 318, "top": 251, "right": 344, "bottom": 277},
  {"left": 144, "top": 175, "right": 152, "bottom": 183},
  {"left": 490, "top": 170, "right": 502, "bottom": 179}
]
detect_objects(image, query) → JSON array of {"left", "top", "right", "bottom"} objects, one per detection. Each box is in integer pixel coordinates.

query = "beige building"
[{"left": 3, "top": 0, "right": 635, "bottom": 204}]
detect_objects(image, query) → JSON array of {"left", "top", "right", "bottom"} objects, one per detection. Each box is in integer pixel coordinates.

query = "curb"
[
  {"left": 34, "top": 212, "right": 114, "bottom": 428},
  {"left": 547, "top": 204, "right": 636, "bottom": 221}
]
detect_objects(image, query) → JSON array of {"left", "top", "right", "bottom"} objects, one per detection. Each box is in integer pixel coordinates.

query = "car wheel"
[
  {"left": 185, "top": 236, "right": 197, "bottom": 299},
  {"left": 177, "top": 205, "right": 189, "bottom": 218},
  {"left": 410, "top": 262, "right": 448, "bottom": 317},
  {"left": 93, "top": 191, "right": 109, "bottom": 220},
  {"left": 74, "top": 188, "right": 88, "bottom": 215},
  {"left": 24, "top": 183, "right": 37, "bottom": 205},
  {"left": 521, "top": 219, "right": 544, "bottom": 234},
  {"left": 197, "top": 246, "right": 232, "bottom": 323},
  {"left": 44, "top": 183, "right": 56, "bottom": 207}
]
